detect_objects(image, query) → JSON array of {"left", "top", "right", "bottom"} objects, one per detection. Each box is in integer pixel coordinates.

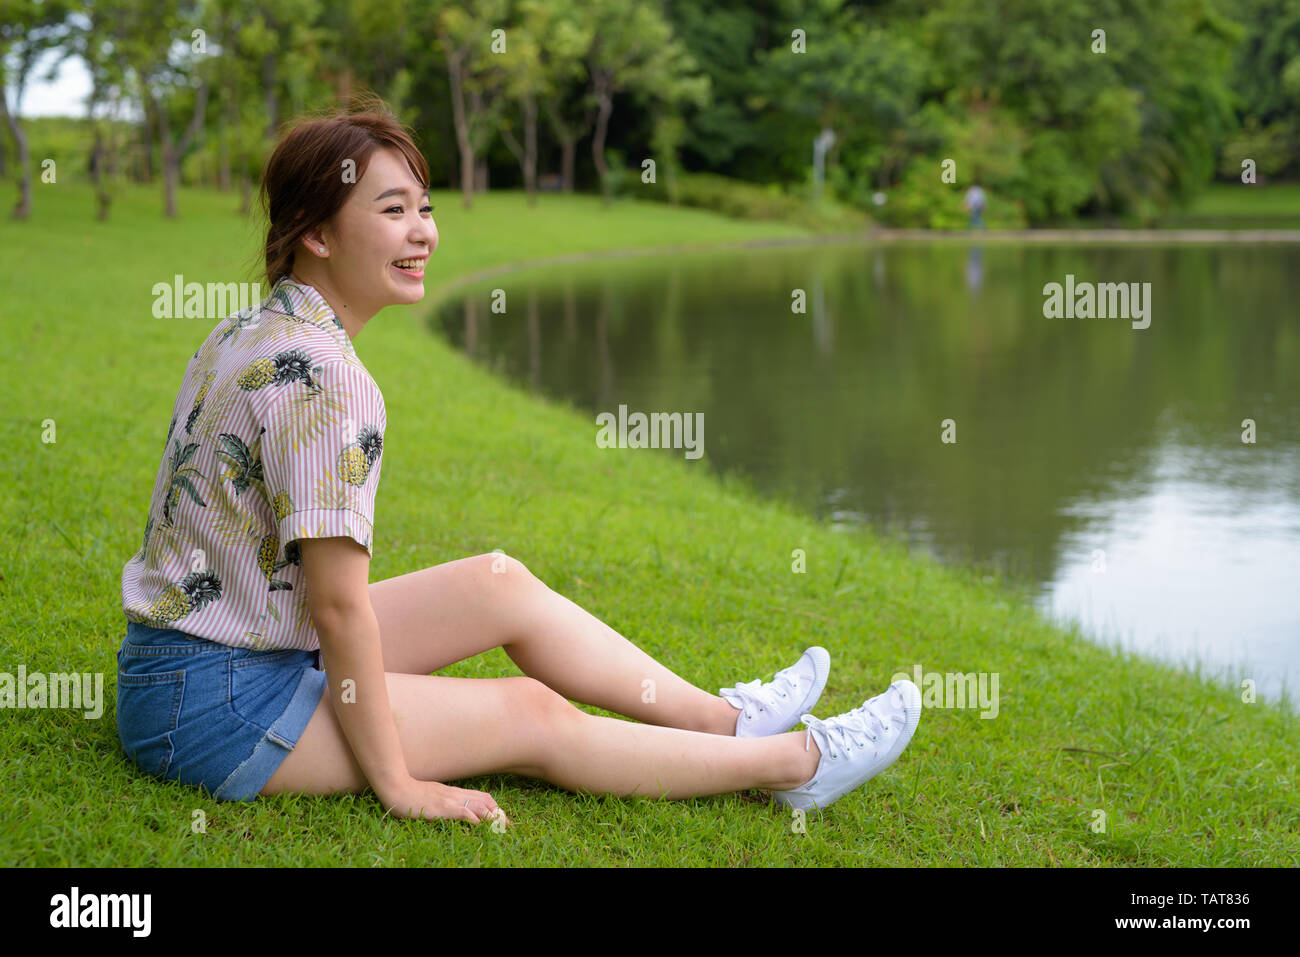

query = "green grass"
[
  {"left": 1156, "top": 182, "right": 1300, "bottom": 229},
  {"left": 2, "top": 181, "right": 1297, "bottom": 866}
]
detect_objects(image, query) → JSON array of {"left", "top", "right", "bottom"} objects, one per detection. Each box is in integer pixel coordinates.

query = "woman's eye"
[{"left": 386, "top": 204, "right": 435, "bottom": 214}]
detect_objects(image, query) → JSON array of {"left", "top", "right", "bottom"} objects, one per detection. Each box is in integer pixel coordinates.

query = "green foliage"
[
  {"left": 872, "top": 162, "right": 1026, "bottom": 230},
  {"left": 1218, "top": 118, "right": 1299, "bottom": 180},
  {"left": 11, "top": 116, "right": 96, "bottom": 182},
  {"left": 667, "top": 0, "right": 1275, "bottom": 225},
  {"left": 4, "top": 0, "right": 1297, "bottom": 229},
  {"left": 639, "top": 170, "right": 869, "bottom": 231},
  {"left": 601, "top": 147, "right": 633, "bottom": 198}
]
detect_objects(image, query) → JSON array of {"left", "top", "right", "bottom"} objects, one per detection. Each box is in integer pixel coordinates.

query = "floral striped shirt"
[{"left": 122, "top": 278, "right": 386, "bottom": 651}]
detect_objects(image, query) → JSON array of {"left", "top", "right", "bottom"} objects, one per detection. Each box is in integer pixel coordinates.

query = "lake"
[{"left": 431, "top": 240, "right": 1300, "bottom": 707}]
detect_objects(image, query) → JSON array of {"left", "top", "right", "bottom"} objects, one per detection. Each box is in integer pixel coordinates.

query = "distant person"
[{"left": 963, "top": 184, "right": 987, "bottom": 229}]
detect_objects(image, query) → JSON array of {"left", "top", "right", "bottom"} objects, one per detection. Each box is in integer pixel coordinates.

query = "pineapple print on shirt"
[
  {"left": 185, "top": 370, "right": 216, "bottom": 432},
  {"left": 236, "top": 348, "right": 324, "bottom": 395},
  {"left": 136, "top": 569, "right": 223, "bottom": 625},
  {"left": 121, "top": 278, "right": 386, "bottom": 651},
  {"left": 338, "top": 425, "right": 383, "bottom": 486}
]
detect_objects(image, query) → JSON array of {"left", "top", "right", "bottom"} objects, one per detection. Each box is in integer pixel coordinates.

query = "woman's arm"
[{"left": 300, "top": 537, "right": 487, "bottom": 822}]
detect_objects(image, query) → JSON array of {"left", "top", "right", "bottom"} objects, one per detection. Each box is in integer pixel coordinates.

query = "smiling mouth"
[{"left": 392, "top": 259, "right": 426, "bottom": 277}]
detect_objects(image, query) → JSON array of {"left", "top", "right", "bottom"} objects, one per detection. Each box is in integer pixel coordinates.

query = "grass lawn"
[
  {"left": 1156, "top": 182, "right": 1300, "bottom": 229},
  {"left": 1, "top": 181, "right": 1296, "bottom": 866}
]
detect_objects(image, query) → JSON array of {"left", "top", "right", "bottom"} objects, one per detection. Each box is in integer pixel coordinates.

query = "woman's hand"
[{"left": 377, "top": 777, "right": 511, "bottom": 826}]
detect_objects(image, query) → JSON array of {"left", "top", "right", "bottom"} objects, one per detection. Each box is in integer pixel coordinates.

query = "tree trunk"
[
  {"left": 263, "top": 52, "right": 279, "bottom": 140},
  {"left": 523, "top": 94, "right": 537, "bottom": 205},
  {"left": 458, "top": 145, "right": 475, "bottom": 205},
  {"left": 155, "top": 94, "right": 178, "bottom": 217},
  {"left": 176, "top": 80, "right": 209, "bottom": 191},
  {"left": 561, "top": 137, "right": 575, "bottom": 192},
  {"left": 140, "top": 110, "right": 154, "bottom": 183},
  {"left": 337, "top": 64, "right": 354, "bottom": 107},
  {"left": 544, "top": 98, "right": 578, "bottom": 192},
  {"left": 0, "top": 87, "right": 31, "bottom": 219},
  {"left": 469, "top": 87, "right": 489, "bottom": 193},
  {"left": 105, "top": 117, "right": 118, "bottom": 179},
  {"left": 91, "top": 124, "right": 111, "bottom": 220},
  {"left": 445, "top": 48, "right": 475, "bottom": 209},
  {"left": 154, "top": 80, "right": 209, "bottom": 218},
  {"left": 217, "top": 83, "right": 231, "bottom": 191},
  {"left": 592, "top": 87, "right": 613, "bottom": 205},
  {"left": 500, "top": 95, "right": 538, "bottom": 205}
]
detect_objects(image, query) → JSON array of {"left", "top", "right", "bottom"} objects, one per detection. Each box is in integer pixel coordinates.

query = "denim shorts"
[{"left": 115, "top": 619, "right": 329, "bottom": 801}]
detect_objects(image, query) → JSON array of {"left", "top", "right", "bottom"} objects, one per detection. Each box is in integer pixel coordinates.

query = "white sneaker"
[
  {"left": 721, "top": 646, "right": 831, "bottom": 738},
  {"left": 772, "top": 679, "right": 922, "bottom": 812}
]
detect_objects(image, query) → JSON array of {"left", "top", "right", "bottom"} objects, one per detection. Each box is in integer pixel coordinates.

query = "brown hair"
[{"left": 251, "top": 91, "right": 431, "bottom": 292}]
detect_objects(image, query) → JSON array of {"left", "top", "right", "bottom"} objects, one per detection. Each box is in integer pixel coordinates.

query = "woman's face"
[{"left": 297, "top": 146, "right": 439, "bottom": 328}]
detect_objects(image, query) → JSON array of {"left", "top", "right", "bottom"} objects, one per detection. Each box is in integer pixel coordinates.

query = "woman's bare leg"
[
  {"left": 262, "top": 673, "right": 820, "bottom": 800},
  {"left": 369, "top": 554, "right": 742, "bottom": 735}
]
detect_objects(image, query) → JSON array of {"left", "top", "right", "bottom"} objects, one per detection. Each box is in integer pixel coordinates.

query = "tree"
[
  {"left": 203, "top": 0, "right": 329, "bottom": 212},
  {"left": 54, "top": 0, "right": 132, "bottom": 219},
  {"left": 437, "top": 0, "right": 510, "bottom": 208},
  {"left": 534, "top": 0, "right": 594, "bottom": 193},
  {"left": 585, "top": 0, "right": 708, "bottom": 204},
  {"left": 759, "top": 3, "right": 925, "bottom": 199},
  {"left": 496, "top": 3, "right": 542, "bottom": 203},
  {"left": 114, "top": 0, "right": 211, "bottom": 217},
  {"left": 923, "top": 0, "right": 1238, "bottom": 221},
  {"left": 1216, "top": 0, "right": 1300, "bottom": 179},
  {"left": 1, "top": 0, "right": 76, "bottom": 219}
]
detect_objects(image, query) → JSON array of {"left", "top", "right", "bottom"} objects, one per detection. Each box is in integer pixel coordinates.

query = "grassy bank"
[
  {"left": 1, "top": 182, "right": 1296, "bottom": 866},
  {"left": 1156, "top": 183, "right": 1300, "bottom": 230}
]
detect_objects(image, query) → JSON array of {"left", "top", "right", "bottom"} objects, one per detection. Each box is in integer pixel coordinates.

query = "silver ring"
[{"left": 464, "top": 799, "right": 470, "bottom": 808}]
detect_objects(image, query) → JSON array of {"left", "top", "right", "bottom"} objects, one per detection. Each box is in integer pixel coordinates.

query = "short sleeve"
[{"left": 259, "top": 359, "right": 386, "bottom": 561}]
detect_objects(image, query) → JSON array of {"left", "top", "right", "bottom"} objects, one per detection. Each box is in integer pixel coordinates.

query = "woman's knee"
[
  {"left": 502, "top": 676, "right": 582, "bottom": 777},
  {"left": 509, "top": 675, "right": 579, "bottom": 722},
  {"left": 472, "top": 551, "right": 539, "bottom": 588},
  {"left": 471, "top": 555, "right": 547, "bottom": 639}
]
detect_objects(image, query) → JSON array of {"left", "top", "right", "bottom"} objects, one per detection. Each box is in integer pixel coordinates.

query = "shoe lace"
[
  {"left": 801, "top": 697, "right": 890, "bottom": 761},
  {"left": 720, "top": 669, "right": 800, "bottom": 722}
]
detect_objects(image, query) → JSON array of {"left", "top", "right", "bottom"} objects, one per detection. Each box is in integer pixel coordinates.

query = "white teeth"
[{"left": 394, "top": 259, "right": 422, "bottom": 269}]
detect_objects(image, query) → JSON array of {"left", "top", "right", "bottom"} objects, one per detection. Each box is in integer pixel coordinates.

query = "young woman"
[{"left": 116, "top": 96, "right": 922, "bottom": 827}]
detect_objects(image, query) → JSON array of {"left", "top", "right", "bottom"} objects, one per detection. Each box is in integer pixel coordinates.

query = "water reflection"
[
  {"left": 433, "top": 242, "right": 1300, "bottom": 706},
  {"left": 966, "top": 246, "right": 984, "bottom": 293}
]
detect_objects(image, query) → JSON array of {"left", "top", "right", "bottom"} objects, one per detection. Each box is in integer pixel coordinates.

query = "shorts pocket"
[
  {"left": 116, "top": 670, "right": 186, "bottom": 779},
  {"left": 229, "top": 649, "right": 300, "bottom": 729}
]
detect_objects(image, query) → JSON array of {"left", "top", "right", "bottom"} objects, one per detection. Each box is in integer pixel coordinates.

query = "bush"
[
  {"left": 639, "top": 170, "right": 870, "bottom": 232},
  {"left": 602, "top": 148, "right": 633, "bottom": 199},
  {"left": 870, "top": 160, "right": 1026, "bottom": 229}
]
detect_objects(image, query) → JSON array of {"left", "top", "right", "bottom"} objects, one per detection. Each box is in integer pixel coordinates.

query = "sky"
[
  {"left": 9, "top": 48, "right": 92, "bottom": 117},
  {"left": 6, "top": 46, "right": 142, "bottom": 121}
]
